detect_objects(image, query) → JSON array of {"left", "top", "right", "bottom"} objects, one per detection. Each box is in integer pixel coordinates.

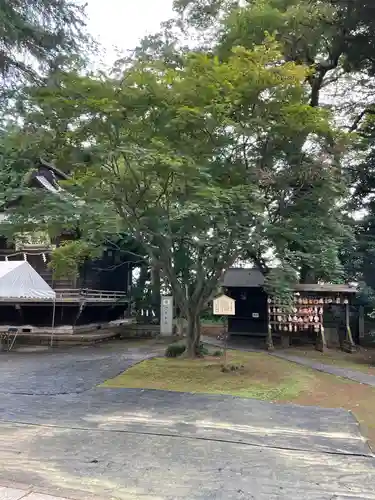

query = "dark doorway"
[{"left": 226, "top": 287, "right": 268, "bottom": 336}]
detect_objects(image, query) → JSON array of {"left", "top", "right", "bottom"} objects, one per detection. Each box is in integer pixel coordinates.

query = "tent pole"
[{"left": 51, "top": 299, "right": 56, "bottom": 347}]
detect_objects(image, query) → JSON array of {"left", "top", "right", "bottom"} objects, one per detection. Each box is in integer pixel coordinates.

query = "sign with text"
[
  {"left": 213, "top": 294, "right": 235, "bottom": 316},
  {"left": 160, "top": 296, "right": 174, "bottom": 335}
]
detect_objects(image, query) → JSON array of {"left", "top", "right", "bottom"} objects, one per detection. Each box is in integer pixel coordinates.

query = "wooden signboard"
[{"left": 213, "top": 294, "right": 235, "bottom": 316}]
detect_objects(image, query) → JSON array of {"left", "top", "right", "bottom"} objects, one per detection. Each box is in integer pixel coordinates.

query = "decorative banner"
[
  {"left": 213, "top": 294, "right": 236, "bottom": 316},
  {"left": 14, "top": 231, "right": 51, "bottom": 250}
]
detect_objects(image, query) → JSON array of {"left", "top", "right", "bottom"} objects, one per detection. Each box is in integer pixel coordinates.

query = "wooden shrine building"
[
  {"left": 0, "top": 159, "right": 136, "bottom": 336},
  {"left": 222, "top": 268, "right": 357, "bottom": 350}
]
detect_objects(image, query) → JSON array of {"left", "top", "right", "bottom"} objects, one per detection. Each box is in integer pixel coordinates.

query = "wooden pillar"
[
  {"left": 359, "top": 305, "right": 365, "bottom": 343},
  {"left": 266, "top": 305, "right": 274, "bottom": 351},
  {"left": 267, "top": 322, "right": 274, "bottom": 350},
  {"left": 316, "top": 324, "right": 327, "bottom": 352},
  {"left": 341, "top": 301, "right": 356, "bottom": 353},
  {"left": 345, "top": 302, "right": 355, "bottom": 347},
  {"left": 281, "top": 335, "right": 290, "bottom": 348},
  {"left": 315, "top": 304, "right": 326, "bottom": 351}
]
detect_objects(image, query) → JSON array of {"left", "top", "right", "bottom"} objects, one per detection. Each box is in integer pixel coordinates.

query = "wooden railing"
[{"left": 54, "top": 288, "right": 129, "bottom": 302}]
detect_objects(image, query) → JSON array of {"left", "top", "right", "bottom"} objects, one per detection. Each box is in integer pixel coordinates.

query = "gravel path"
[{"left": 272, "top": 351, "right": 375, "bottom": 386}]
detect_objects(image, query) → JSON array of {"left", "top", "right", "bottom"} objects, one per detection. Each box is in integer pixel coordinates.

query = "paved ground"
[
  {"left": 0, "top": 484, "right": 76, "bottom": 500},
  {"left": 0, "top": 343, "right": 161, "bottom": 395},
  {"left": 202, "top": 335, "right": 375, "bottom": 386},
  {"left": 0, "top": 341, "right": 375, "bottom": 499}
]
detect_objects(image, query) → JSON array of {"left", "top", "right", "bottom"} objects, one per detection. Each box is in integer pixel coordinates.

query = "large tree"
[
  {"left": 0, "top": 0, "right": 88, "bottom": 88},
  {"left": 5, "top": 36, "right": 350, "bottom": 355},
  {"left": 172, "top": 0, "right": 356, "bottom": 284}
]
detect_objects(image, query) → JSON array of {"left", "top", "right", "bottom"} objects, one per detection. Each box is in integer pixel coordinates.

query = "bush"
[
  {"left": 165, "top": 343, "right": 186, "bottom": 358},
  {"left": 221, "top": 363, "right": 244, "bottom": 373},
  {"left": 213, "top": 350, "right": 223, "bottom": 357},
  {"left": 165, "top": 342, "right": 209, "bottom": 358},
  {"left": 198, "top": 343, "right": 209, "bottom": 356}
]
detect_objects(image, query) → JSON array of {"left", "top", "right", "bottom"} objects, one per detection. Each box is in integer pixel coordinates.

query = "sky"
[{"left": 85, "top": 0, "right": 175, "bottom": 67}]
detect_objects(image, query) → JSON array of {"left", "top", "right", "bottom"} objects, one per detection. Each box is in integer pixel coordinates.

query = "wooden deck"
[
  {"left": 54, "top": 288, "right": 129, "bottom": 303},
  {"left": 0, "top": 289, "right": 129, "bottom": 303}
]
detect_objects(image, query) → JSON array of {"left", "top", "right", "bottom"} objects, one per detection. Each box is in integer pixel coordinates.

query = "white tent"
[
  {"left": 0, "top": 261, "right": 55, "bottom": 300},
  {"left": 0, "top": 261, "right": 57, "bottom": 348}
]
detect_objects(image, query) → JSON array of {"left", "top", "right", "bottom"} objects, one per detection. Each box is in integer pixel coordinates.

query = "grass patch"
[{"left": 101, "top": 351, "right": 315, "bottom": 400}]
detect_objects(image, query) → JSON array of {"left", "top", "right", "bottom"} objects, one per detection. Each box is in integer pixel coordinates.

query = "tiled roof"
[
  {"left": 222, "top": 268, "right": 265, "bottom": 287},
  {"left": 223, "top": 268, "right": 356, "bottom": 294}
]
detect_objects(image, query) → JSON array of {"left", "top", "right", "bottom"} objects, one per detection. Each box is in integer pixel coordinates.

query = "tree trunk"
[
  {"left": 176, "top": 315, "right": 187, "bottom": 336},
  {"left": 186, "top": 311, "right": 201, "bottom": 358},
  {"left": 133, "top": 263, "right": 149, "bottom": 310},
  {"left": 151, "top": 260, "right": 161, "bottom": 319},
  {"left": 266, "top": 323, "right": 274, "bottom": 351}
]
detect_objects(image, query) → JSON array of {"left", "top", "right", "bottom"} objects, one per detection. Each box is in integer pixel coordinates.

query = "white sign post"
[
  {"left": 160, "top": 296, "right": 174, "bottom": 336},
  {"left": 213, "top": 294, "right": 235, "bottom": 365}
]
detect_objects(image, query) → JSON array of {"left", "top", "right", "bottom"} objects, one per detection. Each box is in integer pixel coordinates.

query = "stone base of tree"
[{"left": 341, "top": 340, "right": 357, "bottom": 353}]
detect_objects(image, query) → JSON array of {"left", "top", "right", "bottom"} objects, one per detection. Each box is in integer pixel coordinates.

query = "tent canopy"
[{"left": 0, "top": 261, "right": 56, "bottom": 300}]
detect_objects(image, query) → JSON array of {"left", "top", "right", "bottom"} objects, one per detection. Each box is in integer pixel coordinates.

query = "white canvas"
[{"left": 0, "top": 261, "right": 56, "bottom": 300}]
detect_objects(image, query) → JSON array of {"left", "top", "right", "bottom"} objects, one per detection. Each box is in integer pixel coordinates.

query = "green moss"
[{"left": 101, "top": 351, "right": 315, "bottom": 401}]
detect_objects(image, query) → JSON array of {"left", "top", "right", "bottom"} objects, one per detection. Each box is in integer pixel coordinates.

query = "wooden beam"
[
  {"left": 345, "top": 302, "right": 356, "bottom": 350},
  {"left": 266, "top": 306, "right": 274, "bottom": 350},
  {"left": 359, "top": 305, "right": 365, "bottom": 340}
]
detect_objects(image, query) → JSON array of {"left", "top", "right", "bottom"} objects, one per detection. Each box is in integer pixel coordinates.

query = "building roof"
[
  {"left": 293, "top": 283, "right": 357, "bottom": 294},
  {"left": 28, "top": 158, "right": 70, "bottom": 193},
  {"left": 39, "top": 158, "right": 70, "bottom": 180},
  {"left": 223, "top": 268, "right": 357, "bottom": 294},
  {"left": 222, "top": 268, "right": 265, "bottom": 287}
]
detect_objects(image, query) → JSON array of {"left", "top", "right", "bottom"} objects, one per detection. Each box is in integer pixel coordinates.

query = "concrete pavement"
[
  {"left": 0, "top": 341, "right": 374, "bottom": 499},
  {"left": 0, "top": 485, "right": 75, "bottom": 500},
  {"left": 0, "top": 341, "right": 162, "bottom": 395}
]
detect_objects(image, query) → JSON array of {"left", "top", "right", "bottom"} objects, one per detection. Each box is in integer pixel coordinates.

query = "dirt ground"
[
  {"left": 290, "top": 373, "right": 375, "bottom": 451},
  {"left": 272, "top": 346, "right": 375, "bottom": 450}
]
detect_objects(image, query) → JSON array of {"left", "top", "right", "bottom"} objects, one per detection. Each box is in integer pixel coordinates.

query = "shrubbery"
[
  {"left": 165, "top": 342, "right": 212, "bottom": 358},
  {"left": 165, "top": 343, "right": 186, "bottom": 357}
]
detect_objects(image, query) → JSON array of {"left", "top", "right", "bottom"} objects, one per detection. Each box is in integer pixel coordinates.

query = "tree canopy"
[{"left": 0, "top": 0, "right": 88, "bottom": 88}]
